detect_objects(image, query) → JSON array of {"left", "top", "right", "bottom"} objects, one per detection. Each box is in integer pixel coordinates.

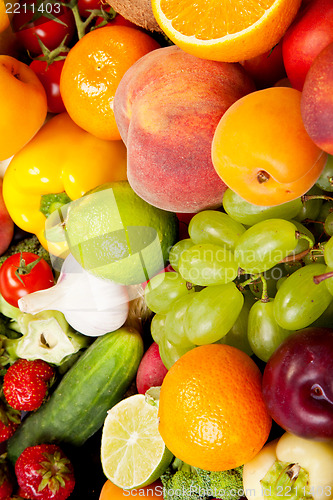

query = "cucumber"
[{"left": 7, "top": 326, "right": 143, "bottom": 464}]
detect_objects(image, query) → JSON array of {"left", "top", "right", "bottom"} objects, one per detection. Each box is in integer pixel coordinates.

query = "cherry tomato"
[
  {"left": 12, "top": 1, "right": 75, "bottom": 55},
  {"left": 77, "top": 0, "right": 104, "bottom": 18},
  {"left": 0, "top": 252, "right": 54, "bottom": 307},
  {"left": 30, "top": 57, "right": 66, "bottom": 114}
]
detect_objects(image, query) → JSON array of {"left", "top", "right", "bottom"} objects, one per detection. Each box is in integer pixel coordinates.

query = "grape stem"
[
  {"left": 295, "top": 231, "right": 314, "bottom": 249},
  {"left": 313, "top": 271, "right": 333, "bottom": 284},
  {"left": 279, "top": 248, "right": 310, "bottom": 263},
  {"left": 260, "top": 274, "right": 269, "bottom": 303},
  {"left": 302, "top": 194, "right": 333, "bottom": 203}
]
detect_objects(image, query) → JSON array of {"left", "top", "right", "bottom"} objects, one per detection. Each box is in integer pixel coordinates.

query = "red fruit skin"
[
  {"left": 301, "top": 41, "right": 333, "bottom": 155},
  {"left": 136, "top": 342, "right": 168, "bottom": 394},
  {"left": 262, "top": 327, "right": 333, "bottom": 441},
  {"left": 241, "top": 41, "right": 286, "bottom": 89},
  {"left": 30, "top": 59, "right": 66, "bottom": 114},
  {"left": 0, "top": 419, "right": 19, "bottom": 443},
  {"left": 282, "top": 0, "right": 333, "bottom": 91},
  {"left": 0, "top": 178, "right": 14, "bottom": 256},
  {"left": 3, "top": 359, "right": 55, "bottom": 412},
  {"left": 15, "top": 444, "right": 75, "bottom": 500},
  {"left": 0, "top": 462, "right": 14, "bottom": 500}
]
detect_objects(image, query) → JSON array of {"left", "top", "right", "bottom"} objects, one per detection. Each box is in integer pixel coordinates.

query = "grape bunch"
[{"left": 144, "top": 185, "right": 333, "bottom": 369}]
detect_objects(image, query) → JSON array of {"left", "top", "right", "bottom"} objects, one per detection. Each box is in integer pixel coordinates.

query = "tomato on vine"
[
  {"left": 0, "top": 252, "right": 54, "bottom": 308},
  {"left": 12, "top": 0, "right": 75, "bottom": 55},
  {"left": 30, "top": 57, "right": 66, "bottom": 113}
]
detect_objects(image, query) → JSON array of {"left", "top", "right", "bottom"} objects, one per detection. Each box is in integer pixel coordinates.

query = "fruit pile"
[{"left": 0, "top": 0, "right": 333, "bottom": 498}]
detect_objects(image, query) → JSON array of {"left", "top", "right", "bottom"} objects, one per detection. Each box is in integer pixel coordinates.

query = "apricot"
[
  {"left": 301, "top": 42, "right": 333, "bottom": 155},
  {"left": 113, "top": 45, "right": 255, "bottom": 213}
]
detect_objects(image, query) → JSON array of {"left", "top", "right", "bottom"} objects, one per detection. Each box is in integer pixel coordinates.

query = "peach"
[
  {"left": 301, "top": 42, "right": 333, "bottom": 155},
  {"left": 0, "top": 177, "right": 14, "bottom": 255},
  {"left": 113, "top": 45, "right": 255, "bottom": 213}
]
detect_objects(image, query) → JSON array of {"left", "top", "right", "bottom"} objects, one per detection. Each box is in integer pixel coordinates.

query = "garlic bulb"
[{"left": 18, "top": 253, "right": 130, "bottom": 337}]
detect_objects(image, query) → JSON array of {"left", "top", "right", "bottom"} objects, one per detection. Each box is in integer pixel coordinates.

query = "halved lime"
[{"left": 100, "top": 393, "right": 173, "bottom": 489}]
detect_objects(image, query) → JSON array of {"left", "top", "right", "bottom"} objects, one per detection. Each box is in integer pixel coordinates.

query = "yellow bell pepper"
[{"left": 3, "top": 112, "right": 127, "bottom": 256}]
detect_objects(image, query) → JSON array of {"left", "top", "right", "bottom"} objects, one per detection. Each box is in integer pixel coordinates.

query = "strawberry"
[
  {"left": 0, "top": 397, "right": 21, "bottom": 443},
  {"left": 3, "top": 359, "right": 55, "bottom": 412},
  {"left": 15, "top": 444, "right": 75, "bottom": 500},
  {"left": 0, "top": 454, "right": 14, "bottom": 500}
]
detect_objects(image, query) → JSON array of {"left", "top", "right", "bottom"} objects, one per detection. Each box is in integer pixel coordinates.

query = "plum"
[
  {"left": 262, "top": 327, "right": 333, "bottom": 441},
  {"left": 0, "top": 177, "right": 14, "bottom": 255}
]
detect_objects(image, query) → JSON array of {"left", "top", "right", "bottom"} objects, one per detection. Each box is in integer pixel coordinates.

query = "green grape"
[
  {"left": 274, "top": 263, "right": 332, "bottom": 330},
  {"left": 316, "top": 154, "right": 333, "bottom": 192},
  {"left": 188, "top": 210, "right": 246, "bottom": 251},
  {"left": 158, "top": 337, "right": 194, "bottom": 370},
  {"left": 324, "top": 236, "right": 333, "bottom": 267},
  {"left": 150, "top": 313, "right": 167, "bottom": 344},
  {"left": 164, "top": 293, "right": 197, "bottom": 348},
  {"left": 247, "top": 299, "right": 294, "bottom": 362},
  {"left": 178, "top": 243, "right": 238, "bottom": 286},
  {"left": 276, "top": 276, "right": 287, "bottom": 290},
  {"left": 324, "top": 212, "right": 333, "bottom": 237},
  {"left": 184, "top": 282, "right": 244, "bottom": 345},
  {"left": 324, "top": 267, "right": 333, "bottom": 296},
  {"left": 249, "top": 264, "right": 287, "bottom": 299},
  {"left": 222, "top": 188, "right": 303, "bottom": 226},
  {"left": 168, "top": 238, "right": 193, "bottom": 271},
  {"left": 216, "top": 290, "right": 254, "bottom": 356},
  {"left": 294, "top": 186, "right": 323, "bottom": 222},
  {"left": 234, "top": 219, "right": 299, "bottom": 274},
  {"left": 310, "top": 293, "right": 333, "bottom": 327},
  {"left": 144, "top": 271, "right": 194, "bottom": 314},
  {"left": 287, "top": 220, "right": 315, "bottom": 256}
]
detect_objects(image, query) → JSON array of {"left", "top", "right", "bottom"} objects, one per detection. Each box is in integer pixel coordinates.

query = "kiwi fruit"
[{"left": 105, "top": 0, "right": 163, "bottom": 32}]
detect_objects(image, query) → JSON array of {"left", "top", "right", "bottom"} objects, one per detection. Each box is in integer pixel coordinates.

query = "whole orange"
[
  {"left": 60, "top": 25, "right": 160, "bottom": 141},
  {"left": 99, "top": 479, "right": 163, "bottom": 499},
  {"left": 211, "top": 87, "right": 327, "bottom": 207},
  {"left": 158, "top": 344, "right": 272, "bottom": 471},
  {"left": 0, "top": 55, "right": 47, "bottom": 161}
]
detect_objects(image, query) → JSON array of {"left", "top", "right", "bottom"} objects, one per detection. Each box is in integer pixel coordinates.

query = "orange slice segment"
[{"left": 151, "top": 0, "right": 302, "bottom": 62}]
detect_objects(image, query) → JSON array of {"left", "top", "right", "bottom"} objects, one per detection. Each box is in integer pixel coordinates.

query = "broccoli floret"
[
  {"left": 0, "top": 235, "right": 51, "bottom": 268},
  {"left": 196, "top": 465, "right": 244, "bottom": 500},
  {"left": 161, "top": 458, "right": 244, "bottom": 500},
  {"left": 161, "top": 458, "right": 209, "bottom": 500}
]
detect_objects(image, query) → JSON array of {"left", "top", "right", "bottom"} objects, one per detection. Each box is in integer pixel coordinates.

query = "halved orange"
[{"left": 151, "top": 0, "right": 302, "bottom": 62}]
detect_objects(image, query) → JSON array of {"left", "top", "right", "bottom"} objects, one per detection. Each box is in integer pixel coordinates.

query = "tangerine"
[
  {"left": 158, "top": 344, "right": 272, "bottom": 471},
  {"left": 151, "top": 0, "right": 302, "bottom": 62},
  {"left": 60, "top": 25, "right": 160, "bottom": 141}
]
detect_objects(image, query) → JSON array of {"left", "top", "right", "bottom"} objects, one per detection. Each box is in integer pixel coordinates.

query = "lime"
[
  {"left": 64, "top": 181, "right": 178, "bottom": 285},
  {"left": 100, "top": 393, "right": 173, "bottom": 489}
]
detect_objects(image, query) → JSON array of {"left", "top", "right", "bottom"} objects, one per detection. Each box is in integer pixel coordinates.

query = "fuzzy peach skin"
[{"left": 113, "top": 45, "right": 256, "bottom": 213}]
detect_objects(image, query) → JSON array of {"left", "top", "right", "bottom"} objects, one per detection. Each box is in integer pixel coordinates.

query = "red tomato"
[
  {"left": 77, "top": 0, "right": 104, "bottom": 18},
  {"left": 0, "top": 252, "right": 54, "bottom": 308},
  {"left": 30, "top": 57, "right": 66, "bottom": 114},
  {"left": 282, "top": 0, "right": 333, "bottom": 91},
  {"left": 241, "top": 41, "right": 286, "bottom": 89},
  {"left": 12, "top": 2, "right": 75, "bottom": 55}
]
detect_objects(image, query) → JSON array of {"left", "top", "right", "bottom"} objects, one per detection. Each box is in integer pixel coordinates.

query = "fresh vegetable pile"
[{"left": 0, "top": 0, "right": 333, "bottom": 498}]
